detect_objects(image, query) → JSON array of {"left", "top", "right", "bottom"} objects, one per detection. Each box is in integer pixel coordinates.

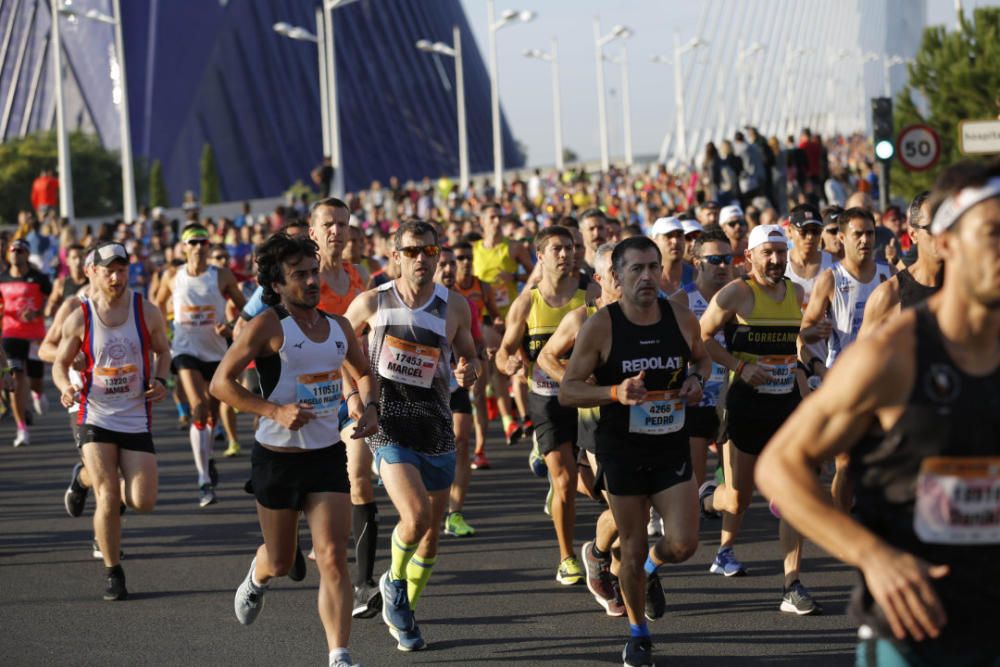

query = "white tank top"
[
  {"left": 68, "top": 294, "right": 88, "bottom": 415},
  {"left": 684, "top": 283, "right": 727, "bottom": 408},
  {"left": 785, "top": 251, "right": 835, "bottom": 362},
  {"left": 254, "top": 308, "right": 348, "bottom": 450},
  {"left": 825, "top": 261, "right": 893, "bottom": 367},
  {"left": 171, "top": 265, "right": 228, "bottom": 361},
  {"left": 79, "top": 291, "right": 153, "bottom": 433}
]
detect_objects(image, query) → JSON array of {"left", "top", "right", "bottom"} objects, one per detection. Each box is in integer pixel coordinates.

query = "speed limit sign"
[{"left": 897, "top": 124, "right": 941, "bottom": 171}]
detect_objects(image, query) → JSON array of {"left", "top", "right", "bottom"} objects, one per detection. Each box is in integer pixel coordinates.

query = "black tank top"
[
  {"left": 897, "top": 266, "right": 942, "bottom": 309},
  {"left": 64, "top": 276, "right": 88, "bottom": 297},
  {"left": 593, "top": 299, "right": 690, "bottom": 453},
  {"left": 849, "top": 306, "right": 1000, "bottom": 646}
]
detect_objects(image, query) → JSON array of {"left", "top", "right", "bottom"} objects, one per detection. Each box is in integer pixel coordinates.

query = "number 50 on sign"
[{"left": 897, "top": 124, "right": 941, "bottom": 172}]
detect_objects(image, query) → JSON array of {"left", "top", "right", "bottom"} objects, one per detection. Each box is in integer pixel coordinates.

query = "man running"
[
  {"left": 344, "top": 220, "right": 480, "bottom": 651},
  {"left": 579, "top": 208, "right": 608, "bottom": 278},
  {"left": 785, "top": 205, "right": 836, "bottom": 365},
  {"left": 860, "top": 191, "right": 943, "bottom": 335},
  {"left": 156, "top": 223, "right": 246, "bottom": 507},
  {"left": 538, "top": 242, "right": 625, "bottom": 616},
  {"left": 497, "top": 226, "right": 587, "bottom": 585},
  {"left": 52, "top": 242, "right": 171, "bottom": 600},
  {"left": 758, "top": 159, "right": 1000, "bottom": 665},
  {"left": 650, "top": 217, "right": 690, "bottom": 295},
  {"left": 560, "top": 236, "right": 709, "bottom": 667},
  {"left": 45, "top": 243, "right": 88, "bottom": 317},
  {"left": 698, "top": 225, "right": 819, "bottom": 614},
  {"left": 211, "top": 233, "right": 377, "bottom": 667}
]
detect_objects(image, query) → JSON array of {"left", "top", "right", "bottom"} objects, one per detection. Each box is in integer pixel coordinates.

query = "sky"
[{"left": 458, "top": 0, "right": 999, "bottom": 167}]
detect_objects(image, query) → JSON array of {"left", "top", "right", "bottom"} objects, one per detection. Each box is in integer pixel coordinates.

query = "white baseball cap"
[
  {"left": 681, "top": 219, "right": 704, "bottom": 236},
  {"left": 747, "top": 224, "right": 789, "bottom": 250},
  {"left": 720, "top": 204, "right": 744, "bottom": 224},
  {"left": 650, "top": 216, "right": 684, "bottom": 236}
]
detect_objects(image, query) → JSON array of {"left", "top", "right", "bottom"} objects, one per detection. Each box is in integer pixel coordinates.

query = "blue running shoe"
[
  {"left": 379, "top": 572, "right": 413, "bottom": 632},
  {"left": 528, "top": 434, "right": 547, "bottom": 478},
  {"left": 389, "top": 622, "right": 427, "bottom": 651},
  {"left": 709, "top": 547, "right": 747, "bottom": 577}
]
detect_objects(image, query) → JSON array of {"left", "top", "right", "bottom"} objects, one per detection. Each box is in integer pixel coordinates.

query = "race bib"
[
  {"left": 494, "top": 285, "right": 511, "bottom": 309},
  {"left": 629, "top": 390, "right": 686, "bottom": 435},
  {"left": 757, "top": 355, "right": 796, "bottom": 395},
  {"left": 531, "top": 364, "right": 560, "bottom": 396},
  {"left": 179, "top": 304, "right": 216, "bottom": 327},
  {"left": 94, "top": 364, "right": 141, "bottom": 400},
  {"left": 295, "top": 371, "right": 342, "bottom": 416},
  {"left": 377, "top": 335, "right": 440, "bottom": 389},
  {"left": 914, "top": 457, "right": 1000, "bottom": 545}
]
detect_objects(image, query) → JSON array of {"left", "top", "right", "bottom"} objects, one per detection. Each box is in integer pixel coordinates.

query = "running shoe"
[
  {"left": 485, "top": 396, "right": 498, "bottom": 421},
  {"left": 528, "top": 436, "right": 547, "bottom": 478},
  {"left": 330, "top": 655, "right": 362, "bottom": 667},
  {"left": 505, "top": 420, "right": 522, "bottom": 446},
  {"left": 645, "top": 572, "right": 666, "bottom": 620},
  {"left": 224, "top": 441, "right": 242, "bottom": 457},
  {"left": 443, "top": 511, "right": 476, "bottom": 537},
  {"left": 288, "top": 545, "right": 306, "bottom": 582},
  {"left": 92, "top": 540, "right": 124, "bottom": 560},
  {"left": 470, "top": 452, "right": 491, "bottom": 470},
  {"left": 199, "top": 484, "right": 217, "bottom": 508},
  {"left": 64, "top": 462, "right": 88, "bottom": 518},
  {"left": 234, "top": 558, "right": 266, "bottom": 625},
  {"left": 32, "top": 392, "right": 48, "bottom": 416},
  {"left": 622, "top": 636, "right": 654, "bottom": 667},
  {"left": 607, "top": 577, "right": 627, "bottom": 617},
  {"left": 647, "top": 508, "right": 663, "bottom": 537},
  {"left": 709, "top": 547, "right": 747, "bottom": 577},
  {"left": 556, "top": 556, "right": 584, "bottom": 585},
  {"left": 698, "top": 480, "right": 716, "bottom": 515},
  {"left": 780, "top": 580, "right": 822, "bottom": 615},
  {"left": 769, "top": 500, "right": 782, "bottom": 519},
  {"left": 714, "top": 465, "right": 725, "bottom": 485},
  {"left": 352, "top": 579, "right": 382, "bottom": 618},
  {"left": 379, "top": 572, "right": 414, "bottom": 632},
  {"left": 582, "top": 541, "right": 616, "bottom": 611},
  {"left": 12, "top": 428, "right": 28, "bottom": 448},
  {"left": 214, "top": 424, "right": 225, "bottom": 442},
  {"left": 103, "top": 565, "right": 127, "bottom": 601},
  {"left": 209, "top": 459, "right": 219, "bottom": 487},
  {"left": 388, "top": 622, "right": 426, "bottom": 651},
  {"left": 521, "top": 419, "right": 534, "bottom": 437}
]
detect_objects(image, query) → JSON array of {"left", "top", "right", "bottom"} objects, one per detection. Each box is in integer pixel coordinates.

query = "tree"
[
  {"left": 149, "top": 159, "right": 169, "bottom": 208},
  {"left": 199, "top": 143, "right": 221, "bottom": 204},
  {"left": 893, "top": 7, "right": 1000, "bottom": 199},
  {"left": 0, "top": 130, "right": 122, "bottom": 225}
]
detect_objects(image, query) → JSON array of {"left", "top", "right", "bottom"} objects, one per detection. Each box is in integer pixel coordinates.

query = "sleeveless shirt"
[
  {"left": 897, "top": 266, "right": 943, "bottom": 309},
  {"left": 729, "top": 278, "right": 801, "bottom": 399},
  {"left": 471, "top": 240, "right": 518, "bottom": 313},
  {"left": 522, "top": 287, "right": 587, "bottom": 396},
  {"left": 825, "top": 261, "right": 892, "bottom": 367},
  {"left": 171, "top": 265, "right": 228, "bottom": 361},
  {"left": 684, "top": 283, "right": 727, "bottom": 408},
  {"left": 318, "top": 262, "right": 364, "bottom": 316}
]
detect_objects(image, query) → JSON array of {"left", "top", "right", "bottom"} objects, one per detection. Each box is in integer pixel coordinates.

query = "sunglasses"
[
  {"left": 797, "top": 226, "right": 823, "bottom": 237},
  {"left": 186, "top": 239, "right": 208, "bottom": 246},
  {"left": 823, "top": 227, "right": 839, "bottom": 235},
  {"left": 397, "top": 244, "right": 441, "bottom": 258},
  {"left": 910, "top": 224, "right": 931, "bottom": 233},
  {"left": 211, "top": 255, "right": 229, "bottom": 261},
  {"left": 725, "top": 219, "right": 747, "bottom": 227},
  {"left": 455, "top": 255, "right": 473, "bottom": 262},
  {"left": 701, "top": 254, "right": 734, "bottom": 266}
]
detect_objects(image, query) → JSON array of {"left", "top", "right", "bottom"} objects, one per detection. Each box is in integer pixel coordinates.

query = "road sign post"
[{"left": 958, "top": 119, "right": 1000, "bottom": 155}]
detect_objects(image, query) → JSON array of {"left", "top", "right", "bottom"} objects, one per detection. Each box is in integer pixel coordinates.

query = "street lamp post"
[
  {"left": 523, "top": 39, "right": 564, "bottom": 170},
  {"left": 737, "top": 41, "right": 765, "bottom": 127},
  {"left": 603, "top": 49, "right": 632, "bottom": 166},
  {"left": 416, "top": 26, "right": 468, "bottom": 191},
  {"left": 487, "top": 1, "right": 535, "bottom": 194},
  {"left": 50, "top": 0, "right": 73, "bottom": 220},
  {"left": 593, "top": 20, "right": 631, "bottom": 173},
  {"left": 664, "top": 33, "right": 707, "bottom": 164},
  {"left": 273, "top": 15, "right": 329, "bottom": 157}
]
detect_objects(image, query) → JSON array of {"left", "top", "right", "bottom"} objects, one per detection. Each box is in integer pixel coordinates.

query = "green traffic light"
[{"left": 875, "top": 140, "right": 895, "bottom": 161}]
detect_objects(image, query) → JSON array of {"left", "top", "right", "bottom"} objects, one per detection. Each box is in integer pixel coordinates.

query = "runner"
[
  {"left": 757, "top": 159, "right": 1000, "bottom": 665},
  {"left": 719, "top": 205, "right": 749, "bottom": 270},
  {"left": 800, "top": 207, "right": 892, "bottom": 511},
  {"left": 859, "top": 191, "right": 944, "bottom": 335},
  {"left": 578, "top": 208, "right": 608, "bottom": 278},
  {"left": 697, "top": 225, "right": 820, "bottom": 614},
  {"left": 537, "top": 242, "right": 626, "bottom": 616},
  {"left": 210, "top": 233, "right": 377, "bottom": 667},
  {"left": 343, "top": 220, "right": 480, "bottom": 651},
  {"left": 496, "top": 226, "right": 587, "bottom": 585},
  {"left": 560, "top": 235, "right": 709, "bottom": 667},
  {"left": 52, "top": 241, "right": 171, "bottom": 600},
  {"left": 650, "top": 217, "right": 690, "bottom": 295},
  {"left": 821, "top": 206, "right": 846, "bottom": 261},
  {"left": 155, "top": 223, "right": 246, "bottom": 507},
  {"left": 0, "top": 239, "right": 52, "bottom": 447},
  {"left": 784, "top": 205, "right": 836, "bottom": 366},
  {"left": 45, "top": 243, "right": 88, "bottom": 317},
  {"left": 208, "top": 244, "right": 243, "bottom": 457}
]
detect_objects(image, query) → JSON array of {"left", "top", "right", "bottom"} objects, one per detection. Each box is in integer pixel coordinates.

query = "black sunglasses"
[
  {"left": 397, "top": 245, "right": 441, "bottom": 258},
  {"left": 701, "top": 254, "right": 734, "bottom": 266},
  {"left": 797, "top": 226, "right": 823, "bottom": 237},
  {"left": 725, "top": 219, "right": 747, "bottom": 227},
  {"left": 823, "top": 227, "right": 839, "bottom": 234},
  {"left": 454, "top": 255, "right": 473, "bottom": 262},
  {"left": 186, "top": 239, "right": 208, "bottom": 246},
  {"left": 212, "top": 255, "right": 229, "bottom": 261}
]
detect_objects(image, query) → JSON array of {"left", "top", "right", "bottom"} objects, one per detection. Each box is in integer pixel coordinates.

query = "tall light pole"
[
  {"left": 274, "top": 16, "right": 329, "bottom": 157},
  {"left": 58, "top": 0, "right": 135, "bottom": 221},
  {"left": 737, "top": 41, "right": 765, "bottom": 127},
  {"left": 416, "top": 26, "right": 468, "bottom": 191},
  {"left": 668, "top": 33, "right": 707, "bottom": 164},
  {"left": 603, "top": 49, "right": 632, "bottom": 166},
  {"left": 487, "top": 1, "right": 535, "bottom": 194},
  {"left": 523, "top": 39, "right": 564, "bottom": 170},
  {"left": 50, "top": 0, "right": 73, "bottom": 219},
  {"left": 882, "top": 54, "right": 909, "bottom": 98},
  {"left": 593, "top": 20, "right": 631, "bottom": 173}
]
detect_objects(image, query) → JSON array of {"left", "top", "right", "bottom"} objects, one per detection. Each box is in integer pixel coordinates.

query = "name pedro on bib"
[
  {"left": 629, "top": 390, "right": 686, "bottom": 435},
  {"left": 377, "top": 335, "right": 441, "bottom": 389}
]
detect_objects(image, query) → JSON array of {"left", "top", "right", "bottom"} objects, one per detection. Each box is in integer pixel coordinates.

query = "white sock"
[
  {"left": 329, "top": 648, "right": 350, "bottom": 666},
  {"left": 190, "top": 424, "right": 209, "bottom": 485},
  {"left": 200, "top": 427, "right": 213, "bottom": 478}
]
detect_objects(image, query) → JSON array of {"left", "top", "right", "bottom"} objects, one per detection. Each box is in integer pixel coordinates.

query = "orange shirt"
[{"left": 318, "top": 262, "right": 364, "bottom": 316}]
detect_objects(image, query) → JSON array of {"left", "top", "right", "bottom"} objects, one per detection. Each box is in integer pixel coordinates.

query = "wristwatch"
[{"left": 689, "top": 372, "right": 705, "bottom": 387}]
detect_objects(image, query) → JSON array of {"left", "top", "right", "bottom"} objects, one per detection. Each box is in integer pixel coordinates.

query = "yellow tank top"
[
  {"left": 579, "top": 302, "right": 601, "bottom": 420},
  {"left": 730, "top": 278, "right": 801, "bottom": 395},
  {"left": 472, "top": 239, "right": 518, "bottom": 315},
  {"left": 523, "top": 288, "right": 587, "bottom": 395}
]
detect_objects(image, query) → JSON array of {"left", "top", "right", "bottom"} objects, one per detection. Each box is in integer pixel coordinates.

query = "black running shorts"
[
  {"left": 596, "top": 445, "right": 692, "bottom": 497},
  {"left": 528, "top": 392, "right": 578, "bottom": 456},
  {"left": 2, "top": 337, "right": 43, "bottom": 379},
  {"left": 577, "top": 407, "right": 599, "bottom": 454},
  {"left": 247, "top": 441, "right": 349, "bottom": 510},
  {"left": 449, "top": 387, "right": 472, "bottom": 415},
  {"left": 171, "top": 354, "right": 221, "bottom": 382},
  {"left": 687, "top": 406, "right": 721, "bottom": 441},
  {"left": 77, "top": 424, "right": 156, "bottom": 454},
  {"left": 726, "top": 386, "right": 799, "bottom": 456}
]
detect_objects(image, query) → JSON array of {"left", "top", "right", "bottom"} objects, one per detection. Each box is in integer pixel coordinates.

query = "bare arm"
[
  {"left": 53, "top": 310, "right": 85, "bottom": 405},
  {"left": 40, "top": 296, "right": 80, "bottom": 363},
  {"left": 537, "top": 306, "right": 587, "bottom": 384},
  {"left": 448, "top": 292, "right": 482, "bottom": 387},
  {"left": 699, "top": 281, "right": 770, "bottom": 386},
  {"left": 672, "top": 301, "right": 710, "bottom": 404},
  {"left": 333, "top": 314, "right": 378, "bottom": 438},
  {"left": 142, "top": 300, "right": 172, "bottom": 383},
  {"left": 481, "top": 281, "right": 501, "bottom": 323},
  {"left": 558, "top": 310, "right": 620, "bottom": 407},
  {"left": 154, "top": 273, "right": 173, "bottom": 324},
  {"left": 219, "top": 267, "right": 248, "bottom": 312},
  {"left": 495, "top": 290, "right": 532, "bottom": 376},
  {"left": 858, "top": 276, "right": 900, "bottom": 339},
  {"left": 800, "top": 269, "right": 834, "bottom": 343},
  {"left": 45, "top": 277, "right": 65, "bottom": 318}
]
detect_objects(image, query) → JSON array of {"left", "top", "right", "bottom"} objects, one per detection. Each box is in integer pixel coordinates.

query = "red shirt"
[{"left": 0, "top": 268, "right": 52, "bottom": 339}]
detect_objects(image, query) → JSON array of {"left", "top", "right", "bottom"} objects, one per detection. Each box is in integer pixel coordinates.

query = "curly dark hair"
[{"left": 255, "top": 233, "right": 319, "bottom": 306}]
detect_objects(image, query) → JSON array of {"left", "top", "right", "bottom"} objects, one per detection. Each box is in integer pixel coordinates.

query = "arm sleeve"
[{"left": 239, "top": 284, "right": 267, "bottom": 321}]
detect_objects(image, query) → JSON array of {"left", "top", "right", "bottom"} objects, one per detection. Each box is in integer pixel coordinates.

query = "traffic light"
[{"left": 872, "top": 97, "right": 894, "bottom": 161}]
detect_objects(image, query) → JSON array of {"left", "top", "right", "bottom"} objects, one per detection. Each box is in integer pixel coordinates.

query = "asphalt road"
[{"left": 1, "top": 396, "right": 858, "bottom": 666}]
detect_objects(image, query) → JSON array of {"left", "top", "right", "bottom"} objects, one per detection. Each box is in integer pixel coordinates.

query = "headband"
[
  {"left": 930, "top": 176, "right": 1000, "bottom": 235},
  {"left": 181, "top": 227, "right": 209, "bottom": 242}
]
